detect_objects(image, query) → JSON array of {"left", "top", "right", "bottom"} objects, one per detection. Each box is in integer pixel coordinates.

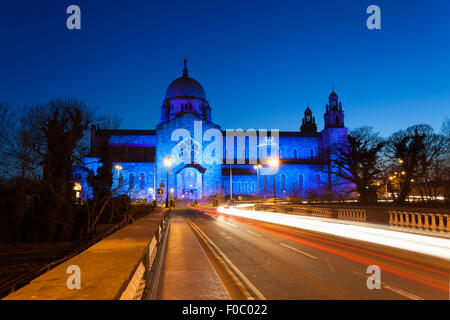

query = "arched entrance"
[{"left": 176, "top": 166, "right": 204, "bottom": 200}]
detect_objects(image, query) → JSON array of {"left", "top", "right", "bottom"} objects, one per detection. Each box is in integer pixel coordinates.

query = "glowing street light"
[
  {"left": 164, "top": 157, "right": 172, "bottom": 208},
  {"left": 398, "top": 159, "right": 404, "bottom": 164},
  {"left": 115, "top": 164, "right": 123, "bottom": 188},
  {"left": 268, "top": 159, "right": 279, "bottom": 201}
]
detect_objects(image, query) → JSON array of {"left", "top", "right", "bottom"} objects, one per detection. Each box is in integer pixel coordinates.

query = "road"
[{"left": 176, "top": 207, "right": 450, "bottom": 300}]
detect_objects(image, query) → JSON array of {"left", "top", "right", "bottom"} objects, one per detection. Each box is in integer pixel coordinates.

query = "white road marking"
[
  {"left": 280, "top": 243, "right": 318, "bottom": 260},
  {"left": 247, "top": 230, "right": 262, "bottom": 237},
  {"left": 223, "top": 221, "right": 237, "bottom": 228},
  {"left": 353, "top": 270, "right": 424, "bottom": 300},
  {"left": 383, "top": 285, "right": 423, "bottom": 300},
  {"left": 186, "top": 218, "right": 266, "bottom": 300},
  {"left": 326, "top": 258, "right": 335, "bottom": 273}
]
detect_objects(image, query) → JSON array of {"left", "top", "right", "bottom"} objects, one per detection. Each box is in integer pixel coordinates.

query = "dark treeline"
[
  {"left": 323, "top": 120, "right": 450, "bottom": 206},
  {"left": 0, "top": 99, "right": 124, "bottom": 244}
]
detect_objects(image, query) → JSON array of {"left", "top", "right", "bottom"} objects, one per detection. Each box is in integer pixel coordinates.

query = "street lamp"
[
  {"left": 268, "top": 158, "right": 279, "bottom": 201},
  {"left": 253, "top": 164, "right": 262, "bottom": 198},
  {"left": 115, "top": 164, "right": 123, "bottom": 189},
  {"left": 164, "top": 157, "right": 172, "bottom": 208}
]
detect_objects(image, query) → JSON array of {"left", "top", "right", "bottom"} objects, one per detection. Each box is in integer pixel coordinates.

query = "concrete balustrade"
[
  {"left": 389, "top": 211, "right": 449, "bottom": 233},
  {"left": 311, "top": 207, "right": 332, "bottom": 217},
  {"left": 4, "top": 209, "right": 169, "bottom": 300},
  {"left": 337, "top": 209, "right": 367, "bottom": 222}
]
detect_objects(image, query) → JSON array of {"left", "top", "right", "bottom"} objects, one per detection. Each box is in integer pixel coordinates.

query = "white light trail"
[{"left": 217, "top": 205, "right": 450, "bottom": 261}]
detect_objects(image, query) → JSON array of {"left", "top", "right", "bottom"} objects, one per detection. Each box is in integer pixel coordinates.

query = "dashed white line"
[
  {"left": 352, "top": 270, "right": 424, "bottom": 300},
  {"left": 223, "top": 221, "right": 237, "bottom": 228},
  {"left": 247, "top": 230, "right": 262, "bottom": 237},
  {"left": 280, "top": 243, "right": 318, "bottom": 260},
  {"left": 383, "top": 285, "right": 423, "bottom": 300}
]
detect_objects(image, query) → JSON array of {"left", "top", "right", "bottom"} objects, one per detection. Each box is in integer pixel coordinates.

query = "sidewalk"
[{"left": 156, "top": 214, "right": 230, "bottom": 300}]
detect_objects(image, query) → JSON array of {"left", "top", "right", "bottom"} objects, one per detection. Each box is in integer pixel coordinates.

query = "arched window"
[
  {"left": 336, "top": 115, "right": 339, "bottom": 125},
  {"left": 263, "top": 175, "right": 268, "bottom": 190},
  {"left": 118, "top": 172, "right": 124, "bottom": 189},
  {"left": 281, "top": 173, "right": 286, "bottom": 192},
  {"left": 294, "top": 149, "right": 297, "bottom": 160},
  {"left": 310, "top": 149, "right": 314, "bottom": 160},
  {"left": 129, "top": 173, "right": 135, "bottom": 190},
  {"left": 316, "top": 174, "right": 321, "bottom": 188},
  {"left": 298, "top": 174, "right": 303, "bottom": 195},
  {"left": 139, "top": 173, "right": 145, "bottom": 190}
]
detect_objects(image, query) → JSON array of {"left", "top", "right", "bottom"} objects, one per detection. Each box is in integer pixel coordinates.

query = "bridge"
[{"left": 3, "top": 203, "right": 450, "bottom": 300}]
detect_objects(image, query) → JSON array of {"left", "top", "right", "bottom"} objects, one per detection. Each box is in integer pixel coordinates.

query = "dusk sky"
[{"left": 0, "top": 0, "right": 449, "bottom": 137}]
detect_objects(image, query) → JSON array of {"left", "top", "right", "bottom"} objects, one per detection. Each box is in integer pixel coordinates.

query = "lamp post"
[
  {"left": 164, "top": 157, "right": 172, "bottom": 208},
  {"left": 268, "top": 159, "right": 279, "bottom": 202},
  {"left": 253, "top": 164, "right": 262, "bottom": 198},
  {"left": 114, "top": 164, "right": 123, "bottom": 190}
]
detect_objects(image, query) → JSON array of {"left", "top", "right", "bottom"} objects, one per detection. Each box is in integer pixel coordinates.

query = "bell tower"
[
  {"left": 300, "top": 105, "right": 317, "bottom": 133},
  {"left": 324, "top": 89, "right": 344, "bottom": 129}
]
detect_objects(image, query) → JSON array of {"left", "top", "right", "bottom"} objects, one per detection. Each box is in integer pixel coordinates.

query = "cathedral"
[{"left": 76, "top": 60, "right": 350, "bottom": 201}]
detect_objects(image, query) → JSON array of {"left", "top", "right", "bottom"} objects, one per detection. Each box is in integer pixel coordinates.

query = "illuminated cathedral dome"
[{"left": 165, "top": 59, "right": 206, "bottom": 100}]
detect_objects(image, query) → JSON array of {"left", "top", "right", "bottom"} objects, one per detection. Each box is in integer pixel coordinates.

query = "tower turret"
[
  {"left": 324, "top": 89, "right": 344, "bottom": 129},
  {"left": 300, "top": 105, "right": 317, "bottom": 133}
]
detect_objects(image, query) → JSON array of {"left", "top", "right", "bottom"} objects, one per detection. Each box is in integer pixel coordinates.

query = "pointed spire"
[{"left": 183, "top": 58, "right": 188, "bottom": 77}]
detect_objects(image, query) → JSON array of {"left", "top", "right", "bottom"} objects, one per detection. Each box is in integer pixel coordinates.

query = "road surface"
[{"left": 174, "top": 207, "right": 449, "bottom": 300}]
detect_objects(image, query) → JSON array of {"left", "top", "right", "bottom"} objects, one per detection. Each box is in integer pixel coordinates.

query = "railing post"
[
  {"left": 416, "top": 213, "right": 422, "bottom": 229},
  {"left": 424, "top": 213, "right": 430, "bottom": 230},
  {"left": 430, "top": 214, "right": 437, "bottom": 231},
  {"left": 404, "top": 212, "right": 410, "bottom": 227},
  {"left": 410, "top": 212, "right": 416, "bottom": 228},
  {"left": 398, "top": 212, "right": 404, "bottom": 226},
  {"left": 389, "top": 211, "right": 393, "bottom": 225},
  {"left": 438, "top": 214, "right": 445, "bottom": 232},
  {"left": 445, "top": 215, "right": 450, "bottom": 232}
]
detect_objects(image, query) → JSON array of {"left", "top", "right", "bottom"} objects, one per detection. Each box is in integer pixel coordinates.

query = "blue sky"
[{"left": 0, "top": 0, "right": 449, "bottom": 137}]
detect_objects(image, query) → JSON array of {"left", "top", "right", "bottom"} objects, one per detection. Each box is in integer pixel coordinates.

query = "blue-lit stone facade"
[{"left": 76, "top": 61, "right": 352, "bottom": 201}]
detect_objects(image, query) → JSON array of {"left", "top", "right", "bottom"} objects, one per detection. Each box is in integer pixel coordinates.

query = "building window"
[
  {"left": 294, "top": 149, "right": 297, "bottom": 159},
  {"left": 299, "top": 174, "right": 303, "bottom": 195},
  {"left": 263, "top": 175, "right": 268, "bottom": 191},
  {"left": 310, "top": 149, "right": 314, "bottom": 160},
  {"left": 118, "top": 172, "right": 124, "bottom": 189},
  {"left": 281, "top": 173, "right": 286, "bottom": 192},
  {"left": 316, "top": 174, "right": 321, "bottom": 188},
  {"left": 139, "top": 173, "right": 145, "bottom": 190},
  {"left": 129, "top": 173, "right": 135, "bottom": 190}
]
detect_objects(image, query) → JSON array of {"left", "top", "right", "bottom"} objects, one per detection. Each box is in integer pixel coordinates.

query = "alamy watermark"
[
  {"left": 170, "top": 121, "right": 280, "bottom": 175},
  {"left": 66, "top": 265, "right": 81, "bottom": 290}
]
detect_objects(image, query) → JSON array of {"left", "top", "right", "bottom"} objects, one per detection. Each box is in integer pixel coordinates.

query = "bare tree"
[
  {"left": 0, "top": 104, "right": 13, "bottom": 179},
  {"left": 385, "top": 124, "right": 447, "bottom": 204},
  {"left": 319, "top": 127, "right": 385, "bottom": 204}
]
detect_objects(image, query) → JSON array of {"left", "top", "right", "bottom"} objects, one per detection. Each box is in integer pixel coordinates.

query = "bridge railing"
[
  {"left": 4, "top": 209, "right": 170, "bottom": 300},
  {"left": 119, "top": 211, "right": 170, "bottom": 300},
  {"left": 251, "top": 202, "right": 449, "bottom": 234},
  {"left": 337, "top": 208, "right": 367, "bottom": 222},
  {"left": 389, "top": 211, "right": 450, "bottom": 233}
]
